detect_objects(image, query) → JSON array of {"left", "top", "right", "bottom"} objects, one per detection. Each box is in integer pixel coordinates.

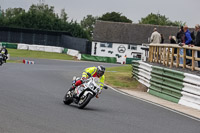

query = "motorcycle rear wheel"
[
  {"left": 63, "top": 88, "right": 74, "bottom": 105},
  {"left": 78, "top": 93, "right": 93, "bottom": 109}
]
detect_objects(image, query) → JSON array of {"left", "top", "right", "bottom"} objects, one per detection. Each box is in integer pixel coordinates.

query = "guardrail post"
[
  {"left": 156, "top": 46, "right": 159, "bottom": 63},
  {"left": 170, "top": 48, "right": 174, "bottom": 68},
  {"left": 176, "top": 48, "right": 180, "bottom": 67},
  {"left": 163, "top": 47, "right": 165, "bottom": 65},
  {"left": 154, "top": 46, "right": 156, "bottom": 62},
  {"left": 192, "top": 50, "right": 195, "bottom": 71},
  {"left": 183, "top": 49, "right": 186, "bottom": 68},
  {"left": 166, "top": 47, "right": 170, "bottom": 66}
]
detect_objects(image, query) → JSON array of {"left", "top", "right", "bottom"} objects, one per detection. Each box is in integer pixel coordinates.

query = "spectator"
[
  {"left": 190, "top": 31, "right": 196, "bottom": 44},
  {"left": 169, "top": 36, "right": 177, "bottom": 60},
  {"left": 176, "top": 26, "right": 185, "bottom": 43},
  {"left": 160, "top": 33, "right": 164, "bottom": 43},
  {"left": 176, "top": 26, "right": 185, "bottom": 64},
  {"left": 183, "top": 25, "right": 192, "bottom": 65},
  {"left": 194, "top": 24, "right": 200, "bottom": 67},
  {"left": 169, "top": 35, "right": 177, "bottom": 44},
  {"left": 150, "top": 28, "right": 161, "bottom": 44}
]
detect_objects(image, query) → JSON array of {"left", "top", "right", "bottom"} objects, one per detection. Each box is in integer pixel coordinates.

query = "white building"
[
  {"left": 91, "top": 41, "right": 144, "bottom": 64},
  {"left": 92, "top": 21, "right": 180, "bottom": 63}
]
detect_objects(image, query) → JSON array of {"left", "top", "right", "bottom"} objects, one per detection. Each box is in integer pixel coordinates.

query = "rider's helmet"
[
  {"left": 97, "top": 65, "right": 105, "bottom": 77},
  {"left": 3, "top": 46, "right": 6, "bottom": 48}
]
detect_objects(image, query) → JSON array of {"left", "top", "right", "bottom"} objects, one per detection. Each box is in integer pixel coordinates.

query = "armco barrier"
[
  {"left": 2, "top": 42, "right": 18, "bottom": 49},
  {"left": 62, "top": 48, "right": 68, "bottom": 54},
  {"left": 67, "top": 49, "right": 79, "bottom": 57},
  {"left": 132, "top": 60, "right": 200, "bottom": 110},
  {"left": 81, "top": 54, "right": 117, "bottom": 63},
  {"left": 18, "top": 43, "right": 29, "bottom": 50},
  {"left": 126, "top": 58, "right": 140, "bottom": 64}
]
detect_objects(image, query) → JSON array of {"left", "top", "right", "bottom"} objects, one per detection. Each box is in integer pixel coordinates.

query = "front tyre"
[
  {"left": 0, "top": 58, "right": 3, "bottom": 66},
  {"left": 63, "top": 88, "right": 74, "bottom": 105},
  {"left": 78, "top": 93, "right": 93, "bottom": 109}
]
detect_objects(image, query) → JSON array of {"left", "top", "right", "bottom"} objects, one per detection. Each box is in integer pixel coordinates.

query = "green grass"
[
  {"left": 7, "top": 60, "right": 23, "bottom": 63},
  {"left": 8, "top": 48, "right": 74, "bottom": 60},
  {"left": 105, "top": 65, "right": 141, "bottom": 90}
]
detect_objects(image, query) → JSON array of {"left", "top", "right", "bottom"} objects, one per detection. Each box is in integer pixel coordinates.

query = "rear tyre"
[
  {"left": 63, "top": 88, "right": 74, "bottom": 105},
  {"left": 78, "top": 93, "right": 93, "bottom": 109}
]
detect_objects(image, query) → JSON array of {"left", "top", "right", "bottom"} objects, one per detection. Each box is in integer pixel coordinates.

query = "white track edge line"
[{"left": 106, "top": 85, "right": 200, "bottom": 122}]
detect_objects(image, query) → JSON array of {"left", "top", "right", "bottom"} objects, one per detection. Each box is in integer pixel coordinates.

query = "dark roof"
[{"left": 92, "top": 21, "right": 193, "bottom": 44}]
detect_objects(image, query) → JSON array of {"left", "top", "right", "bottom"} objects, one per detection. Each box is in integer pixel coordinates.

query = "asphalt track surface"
[{"left": 0, "top": 59, "right": 200, "bottom": 133}]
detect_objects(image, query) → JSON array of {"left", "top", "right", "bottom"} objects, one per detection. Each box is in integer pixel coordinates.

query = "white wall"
[{"left": 92, "top": 42, "right": 144, "bottom": 63}]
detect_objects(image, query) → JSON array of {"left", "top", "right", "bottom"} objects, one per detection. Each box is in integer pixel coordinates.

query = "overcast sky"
[{"left": 1, "top": 0, "right": 199, "bottom": 27}]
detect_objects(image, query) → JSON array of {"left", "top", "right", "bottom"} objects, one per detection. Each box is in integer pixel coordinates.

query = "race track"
[{"left": 0, "top": 59, "right": 199, "bottom": 133}]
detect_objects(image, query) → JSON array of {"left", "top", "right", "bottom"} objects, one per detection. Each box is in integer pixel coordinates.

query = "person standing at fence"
[
  {"left": 169, "top": 35, "right": 177, "bottom": 44},
  {"left": 177, "top": 26, "right": 185, "bottom": 43},
  {"left": 183, "top": 25, "right": 193, "bottom": 65},
  {"left": 150, "top": 28, "right": 161, "bottom": 44},
  {"left": 194, "top": 24, "right": 200, "bottom": 67},
  {"left": 176, "top": 26, "right": 185, "bottom": 64},
  {"left": 169, "top": 36, "right": 177, "bottom": 61},
  {"left": 160, "top": 33, "right": 164, "bottom": 43}
]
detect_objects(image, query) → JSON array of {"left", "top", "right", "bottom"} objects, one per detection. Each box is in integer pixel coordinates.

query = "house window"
[
  {"left": 100, "top": 43, "right": 106, "bottom": 47},
  {"left": 100, "top": 43, "right": 113, "bottom": 48},
  {"left": 130, "top": 45, "right": 137, "bottom": 50},
  {"left": 106, "top": 43, "right": 113, "bottom": 48}
]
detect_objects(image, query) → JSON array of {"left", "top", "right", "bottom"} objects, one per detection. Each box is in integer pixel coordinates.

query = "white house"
[
  {"left": 91, "top": 41, "right": 143, "bottom": 64},
  {"left": 92, "top": 21, "right": 181, "bottom": 63}
]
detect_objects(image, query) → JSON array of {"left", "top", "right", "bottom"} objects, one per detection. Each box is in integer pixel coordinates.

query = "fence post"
[
  {"left": 156, "top": 46, "right": 159, "bottom": 63},
  {"left": 192, "top": 50, "right": 195, "bottom": 71},
  {"left": 170, "top": 48, "right": 174, "bottom": 68},
  {"left": 166, "top": 47, "right": 170, "bottom": 66},
  {"left": 183, "top": 49, "right": 186, "bottom": 68},
  {"left": 163, "top": 47, "right": 166, "bottom": 65},
  {"left": 154, "top": 46, "right": 157, "bottom": 62},
  {"left": 176, "top": 48, "right": 180, "bottom": 67}
]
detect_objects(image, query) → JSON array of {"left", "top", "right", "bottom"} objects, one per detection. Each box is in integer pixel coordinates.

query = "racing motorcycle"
[
  {"left": 0, "top": 53, "right": 3, "bottom": 66},
  {"left": 0, "top": 50, "right": 7, "bottom": 66},
  {"left": 63, "top": 73, "right": 107, "bottom": 109}
]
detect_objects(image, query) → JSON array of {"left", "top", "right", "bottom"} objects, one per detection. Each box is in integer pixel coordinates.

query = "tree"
[
  {"left": 80, "top": 15, "right": 98, "bottom": 39},
  {"left": 139, "top": 13, "right": 185, "bottom": 26},
  {"left": 60, "top": 9, "right": 68, "bottom": 22},
  {"left": 98, "top": 12, "right": 132, "bottom": 23},
  {"left": 0, "top": 3, "right": 90, "bottom": 39}
]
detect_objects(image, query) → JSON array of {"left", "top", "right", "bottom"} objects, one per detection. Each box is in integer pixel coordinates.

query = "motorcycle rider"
[
  {"left": 0, "top": 46, "right": 8, "bottom": 63},
  {"left": 72, "top": 65, "right": 106, "bottom": 98}
]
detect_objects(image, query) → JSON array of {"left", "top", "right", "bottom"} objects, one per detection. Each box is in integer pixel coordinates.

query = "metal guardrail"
[{"left": 148, "top": 43, "right": 200, "bottom": 71}]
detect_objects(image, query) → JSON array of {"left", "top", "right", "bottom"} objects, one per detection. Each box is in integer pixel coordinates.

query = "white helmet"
[{"left": 97, "top": 65, "right": 105, "bottom": 77}]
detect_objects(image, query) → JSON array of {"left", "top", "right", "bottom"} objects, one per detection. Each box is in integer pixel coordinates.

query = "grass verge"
[
  {"left": 105, "top": 65, "right": 146, "bottom": 91},
  {"left": 8, "top": 48, "right": 74, "bottom": 61}
]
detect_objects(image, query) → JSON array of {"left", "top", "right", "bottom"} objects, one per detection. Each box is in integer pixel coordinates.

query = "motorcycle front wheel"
[
  {"left": 78, "top": 93, "right": 93, "bottom": 109},
  {"left": 63, "top": 88, "right": 74, "bottom": 105},
  {"left": 0, "top": 59, "right": 2, "bottom": 66}
]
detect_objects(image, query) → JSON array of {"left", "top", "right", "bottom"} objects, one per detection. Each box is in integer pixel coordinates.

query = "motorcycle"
[
  {"left": 0, "top": 53, "right": 3, "bottom": 66},
  {"left": 0, "top": 50, "right": 7, "bottom": 66},
  {"left": 63, "top": 73, "right": 107, "bottom": 109}
]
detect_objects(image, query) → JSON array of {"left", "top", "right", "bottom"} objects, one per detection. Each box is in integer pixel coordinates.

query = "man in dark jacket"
[
  {"left": 176, "top": 26, "right": 185, "bottom": 43},
  {"left": 194, "top": 24, "right": 200, "bottom": 67}
]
